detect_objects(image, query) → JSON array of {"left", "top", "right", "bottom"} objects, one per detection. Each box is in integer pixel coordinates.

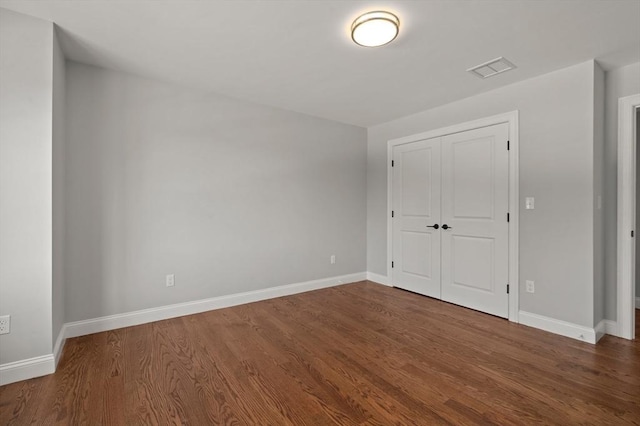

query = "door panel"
[
  {"left": 451, "top": 235, "right": 494, "bottom": 292},
  {"left": 401, "top": 231, "right": 433, "bottom": 278},
  {"left": 441, "top": 123, "right": 509, "bottom": 317},
  {"left": 402, "top": 150, "right": 433, "bottom": 216},
  {"left": 392, "top": 138, "right": 441, "bottom": 298},
  {"left": 452, "top": 138, "right": 494, "bottom": 219}
]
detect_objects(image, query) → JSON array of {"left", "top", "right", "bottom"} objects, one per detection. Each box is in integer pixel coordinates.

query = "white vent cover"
[{"left": 467, "top": 57, "right": 516, "bottom": 79}]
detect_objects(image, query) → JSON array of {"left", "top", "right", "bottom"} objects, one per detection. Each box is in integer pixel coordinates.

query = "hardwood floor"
[{"left": 1, "top": 281, "right": 639, "bottom": 425}]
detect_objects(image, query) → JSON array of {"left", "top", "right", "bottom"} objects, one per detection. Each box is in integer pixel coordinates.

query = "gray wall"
[
  {"left": 0, "top": 9, "right": 54, "bottom": 364},
  {"left": 593, "top": 63, "right": 605, "bottom": 325},
  {"left": 65, "top": 62, "right": 367, "bottom": 323},
  {"left": 52, "top": 26, "right": 66, "bottom": 351},
  {"left": 603, "top": 62, "right": 640, "bottom": 320},
  {"left": 368, "top": 61, "right": 598, "bottom": 327}
]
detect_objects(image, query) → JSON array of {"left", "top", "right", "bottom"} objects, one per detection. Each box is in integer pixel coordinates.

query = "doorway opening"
[
  {"left": 617, "top": 93, "right": 640, "bottom": 340},
  {"left": 634, "top": 107, "right": 640, "bottom": 339}
]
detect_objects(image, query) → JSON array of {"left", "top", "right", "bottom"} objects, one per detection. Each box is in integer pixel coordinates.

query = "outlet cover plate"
[
  {"left": 0, "top": 315, "right": 10, "bottom": 335},
  {"left": 166, "top": 274, "right": 175, "bottom": 287}
]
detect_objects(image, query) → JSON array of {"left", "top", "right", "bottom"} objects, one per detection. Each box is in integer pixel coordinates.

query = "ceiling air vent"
[{"left": 467, "top": 57, "right": 516, "bottom": 79}]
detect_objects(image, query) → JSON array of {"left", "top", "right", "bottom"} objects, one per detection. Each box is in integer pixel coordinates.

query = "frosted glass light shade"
[{"left": 351, "top": 11, "right": 400, "bottom": 47}]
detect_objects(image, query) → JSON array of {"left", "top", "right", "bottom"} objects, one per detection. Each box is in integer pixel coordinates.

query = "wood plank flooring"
[{"left": 1, "top": 281, "right": 639, "bottom": 425}]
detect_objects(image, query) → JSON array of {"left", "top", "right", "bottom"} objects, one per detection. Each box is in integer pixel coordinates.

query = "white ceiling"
[{"left": 1, "top": 0, "right": 639, "bottom": 127}]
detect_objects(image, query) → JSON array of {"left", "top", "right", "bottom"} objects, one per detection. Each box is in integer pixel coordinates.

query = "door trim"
[
  {"left": 616, "top": 93, "right": 640, "bottom": 340},
  {"left": 386, "top": 111, "right": 520, "bottom": 322}
]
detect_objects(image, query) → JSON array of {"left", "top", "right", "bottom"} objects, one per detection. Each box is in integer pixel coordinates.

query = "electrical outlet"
[
  {"left": 330, "top": 255, "right": 336, "bottom": 264},
  {"left": 0, "top": 315, "right": 10, "bottom": 335},
  {"left": 166, "top": 274, "right": 175, "bottom": 287},
  {"left": 526, "top": 280, "right": 535, "bottom": 293}
]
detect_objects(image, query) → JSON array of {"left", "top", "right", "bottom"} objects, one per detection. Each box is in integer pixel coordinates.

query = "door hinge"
[
  {"left": 507, "top": 140, "right": 510, "bottom": 150},
  {"left": 391, "top": 261, "right": 394, "bottom": 268},
  {"left": 507, "top": 284, "right": 510, "bottom": 294},
  {"left": 391, "top": 210, "right": 394, "bottom": 217},
  {"left": 507, "top": 213, "right": 510, "bottom": 222},
  {"left": 391, "top": 160, "right": 394, "bottom": 167},
  {"left": 632, "top": 230, "right": 635, "bottom": 238}
]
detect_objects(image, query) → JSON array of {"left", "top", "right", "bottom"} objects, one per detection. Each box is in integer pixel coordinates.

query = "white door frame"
[
  {"left": 616, "top": 93, "right": 640, "bottom": 340},
  {"left": 386, "top": 111, "right": 520, "bottom": 322}
]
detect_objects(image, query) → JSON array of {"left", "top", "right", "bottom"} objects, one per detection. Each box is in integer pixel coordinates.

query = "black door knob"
[
  {"left": 442, "top": 224, "right": 452, "bottom": 230},
  {"left": 427, "top": 224, "right": 439, "bottom": 229}
]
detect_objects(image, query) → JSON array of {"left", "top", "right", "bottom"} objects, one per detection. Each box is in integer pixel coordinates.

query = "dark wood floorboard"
[{"left": 1, "top": 281, "right": 639, "bottom": 425}]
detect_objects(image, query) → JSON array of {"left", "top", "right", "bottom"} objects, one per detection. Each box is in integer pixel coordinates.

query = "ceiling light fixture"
[{"left": 351, "top": 11, "right": 400, "bottom": 47}]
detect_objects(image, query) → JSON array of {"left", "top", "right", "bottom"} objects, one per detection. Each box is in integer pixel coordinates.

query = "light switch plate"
[
  {"left": 526, "top": 280, "right": 535, "bottom": 293},
  {"left": 525, "top": 197, "right": 535, "bottom": 210}
]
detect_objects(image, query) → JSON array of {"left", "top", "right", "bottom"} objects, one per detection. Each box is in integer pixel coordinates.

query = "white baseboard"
[
  {"left": 1, "top": 327, "right": 67, "bottom": 386},
  {"left": 595, "top": 319, "right": 607, "bottom": 342},
  {"left": 65, "top": 272, "right": 366, "bottom": 339},
  {"left": 519, "top": 311, "right": 597, "bottom": 344},
  {"left": 602, "top": 319, "right": 620, "bottom": 337},
  {"left": 1, "top": 272, "right": 365, "bottom": 386},
  {"left": 0, "top": 355, "right": 55, "bottom": 386},
  {"left": 636, "top": 297, "right": 640, "bottom": 309},
  {"left": 366, "top": 272, "right": 391, "bottom": 286},
  {"left": 53, "top": 325, "right": 66, "bottom": 367}
]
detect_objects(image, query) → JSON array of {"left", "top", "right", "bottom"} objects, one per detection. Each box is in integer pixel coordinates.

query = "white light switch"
[{"left": 525, "top": 197, "right": 535, "bottom": 210}]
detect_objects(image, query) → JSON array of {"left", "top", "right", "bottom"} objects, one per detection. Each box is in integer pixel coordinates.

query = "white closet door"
[
  {"left": 392, "top": 138, "right": 441, "bottom": 298},
  {"left": 440, "top": 123, "right": 510, "bottom": 318}
]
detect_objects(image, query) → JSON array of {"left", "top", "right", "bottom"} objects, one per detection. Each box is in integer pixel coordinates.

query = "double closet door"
[{"left": 391, "top": 123, "right": 509, "bottom": 318}]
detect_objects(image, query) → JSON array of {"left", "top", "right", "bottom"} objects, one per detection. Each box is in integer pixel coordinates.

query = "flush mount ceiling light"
[{"left": 351, "top": 11, "right": 400, "bottom": 47}]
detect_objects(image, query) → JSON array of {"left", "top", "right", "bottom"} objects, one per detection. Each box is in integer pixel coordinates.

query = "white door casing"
[
  {"left": 392, "top": 137, "right": 441, "bottom": 298},
  {"left": 440, "top": 123, "right": 510, "bottom": 318},
  {"left": 617, "top": 94, "right": 640, "bottom": 340}
]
